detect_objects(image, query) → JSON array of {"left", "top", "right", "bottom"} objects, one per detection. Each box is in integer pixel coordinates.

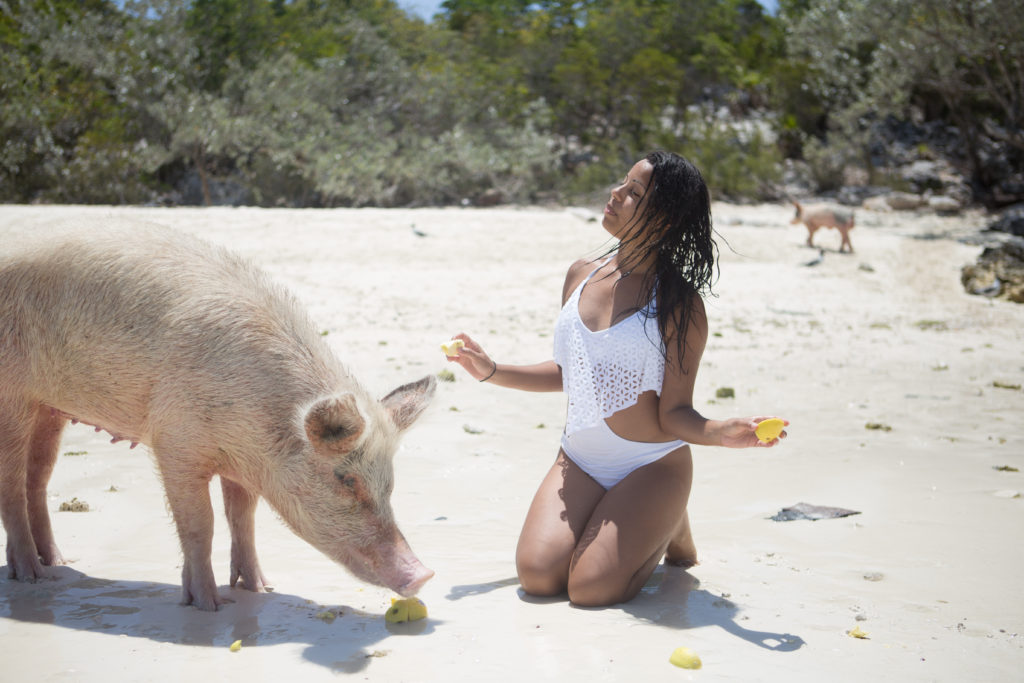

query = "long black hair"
[{"left": 605, "top": 150, "right": 718, "bottom": 365}]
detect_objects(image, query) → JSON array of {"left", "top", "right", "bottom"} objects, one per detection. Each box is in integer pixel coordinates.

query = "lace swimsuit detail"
[
  {"left": 553, "top": 262, "right": 665, "bottom": 436},
  {"left": 552, "top": 261, "right": 688, "bottom": 489}
]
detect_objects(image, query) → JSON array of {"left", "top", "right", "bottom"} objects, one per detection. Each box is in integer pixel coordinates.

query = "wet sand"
[{"left": 1, "top": 203, "right": 1022, "bottom": 681}]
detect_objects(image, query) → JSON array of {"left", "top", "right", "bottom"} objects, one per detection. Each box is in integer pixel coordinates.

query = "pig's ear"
[
  {"left": 305, "top": 394, "right": 366, "bottom": 453},
  {"left": 381, "top": 375, "right": 436, "bottom": 431}
]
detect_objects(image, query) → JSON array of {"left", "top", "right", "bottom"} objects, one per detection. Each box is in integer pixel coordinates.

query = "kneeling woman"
[{"left": 447, "top": 151, "right": 787, "bottom": 607}]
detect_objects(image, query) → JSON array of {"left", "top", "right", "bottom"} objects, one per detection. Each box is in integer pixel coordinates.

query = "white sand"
[{"left": 1, "top": 203, "right": 1022, "bottom": 681}]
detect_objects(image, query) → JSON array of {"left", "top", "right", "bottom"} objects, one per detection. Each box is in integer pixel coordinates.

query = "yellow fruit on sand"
[
  {"left": 755, "top": 418, "right": 785, "bottom": 443},
  {"left": 385, "top": 597, "right": 428, "bottom": 623},
  {"left": 229, "top": 640, "right": 242, "bottom": 652},
  {"left": 440, "top": 339, "right": 465, "bottom": 357},
  {"left": 406, "top": 598, "right": 428, "bottom": 621},
  {"left": 669, "top": 646, "right": 702, "bottom": 669},
  {"left": 848, "top": 625, "right": 870, "bottom": 639}
]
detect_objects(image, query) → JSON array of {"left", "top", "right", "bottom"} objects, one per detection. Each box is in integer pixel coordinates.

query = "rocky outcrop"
[
  {"left": 986, "top": 203, "right": 1024, "bottom": 238},
  {"left": 961, "top": 238, "right": 1024, "bottom": 303}
]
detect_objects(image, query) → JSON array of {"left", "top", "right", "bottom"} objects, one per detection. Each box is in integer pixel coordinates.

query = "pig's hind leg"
[
  {"left": 221, "top": 477, "right": 272, "bottom": 593},
  {"left": 0, "top": 401, "right": 48, "bottom": 581},
  {"left": 153, "top": 444, "right": 229, "bottom": 611},
  {"left": 27, "top": 406, "right": 68, "bottom": 567},
  {"left": 805, "top": 224, "right": 819, "bottom": 247}
]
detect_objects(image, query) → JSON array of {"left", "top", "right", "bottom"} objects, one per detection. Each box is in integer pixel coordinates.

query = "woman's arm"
[
  {"left": 445, "top": 333, "right": 563, "bottom": 391},
  {"left": 658, "top": 297, "right": 787, "bottom": 448},
  {"left": 443, "top": 258, "right": 596, "bottom": 393}
]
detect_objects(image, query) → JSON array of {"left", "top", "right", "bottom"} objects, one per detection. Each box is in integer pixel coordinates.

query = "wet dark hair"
[{"left": 603, "top": 150, "right": 718, "bottom": 365}]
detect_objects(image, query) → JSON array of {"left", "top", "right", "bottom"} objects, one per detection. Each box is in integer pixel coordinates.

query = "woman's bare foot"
[{"left": 664, "top": 510, "right": 698, "bottom": 567}]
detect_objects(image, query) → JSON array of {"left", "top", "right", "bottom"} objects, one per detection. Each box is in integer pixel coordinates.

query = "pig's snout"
[
  {"left": 394, "top": 561, "right": 434, "bottom": 597},
  {"left": 380, "top": 538, "right": 434, "bottom": 596},
  {"left": 347, "top": 528, "right": 434, "bottom": 596}
]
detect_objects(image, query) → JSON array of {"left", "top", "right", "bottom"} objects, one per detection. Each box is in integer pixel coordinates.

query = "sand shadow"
[
  {"left": 0, "top": 565, "right": 439, "bottom": 673},
  {"left": 446, "top": 576, "right": 520, "bottom": 600},
  {"left": 617, "top": 566, "right": 805, "bottom": 652}
]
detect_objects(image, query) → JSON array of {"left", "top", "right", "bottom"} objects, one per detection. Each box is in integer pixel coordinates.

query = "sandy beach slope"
[{"left": 1, "top": 203, "right": 1021, "bottom": 681}]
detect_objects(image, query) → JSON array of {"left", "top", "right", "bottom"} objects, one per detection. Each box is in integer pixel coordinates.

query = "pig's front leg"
[
  {"left": 0, "top": 404, "right": 48, "bottom": 581},
  {"left": 27, "top": 406, "right": 67, "bottom": 567},
  {"left": 221, "top": 477, "right": 272, "bottom": 593},
  {"left": 155, "top": 448, "right": 228, "bottom": 611}
]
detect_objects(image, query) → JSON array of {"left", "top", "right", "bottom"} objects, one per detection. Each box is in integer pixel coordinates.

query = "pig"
[
  {"left": 791, "top": 201, "right": 855, "bottom": 253},
  {"left": 0, "top": 221, "right": 435, "bottom": 610}
]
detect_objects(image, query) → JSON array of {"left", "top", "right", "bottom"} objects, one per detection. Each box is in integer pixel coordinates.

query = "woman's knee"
[
  {"left": 566, "top": 570, "right": 629, "bottom": 607},
  {"left": 515, "top": 549, "right": 568, "bottom": 597},
  {"left": 566, "top": 545, "right": 663, "bottom": 607}
]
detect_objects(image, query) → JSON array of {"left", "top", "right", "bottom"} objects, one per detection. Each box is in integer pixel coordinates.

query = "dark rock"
[
  {"left": 769, "top": 502, "right": 861, "bottom": 522},
  {"left": 961, "top": 238, "right": 1024, "bottom": 303},
  {"left": 474, "top": 188, "right": 506, "bottom": 207},
  {"left": 180, "top": 170, "right": 252, "bottom": 207},
  {"left": 901, "top": 160, "right": 946, "bottom": 192},
  {"left": 986, "top": 204, "right": 1024, "bottom": 238}
]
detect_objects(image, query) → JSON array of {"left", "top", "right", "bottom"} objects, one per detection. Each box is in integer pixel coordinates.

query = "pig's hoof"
[
  {"left": 39, "top": 545, "right": 67, "bottom": 567},
  {"left": 184, "top": 595, "right": 234, "bottom": 611},
  {"left": 181, "top": 588, "right": 234, "bottom": 611},
  {"left": 229, "top": 566, "right": 273, "bottom": 593},
  {"left": 6, "top": 553, "right": 49, "bottom": 582}
]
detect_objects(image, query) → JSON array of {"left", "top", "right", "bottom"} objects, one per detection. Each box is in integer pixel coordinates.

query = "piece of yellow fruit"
[
  {"left": 440, "top": 339, "right": 465, "bottom": 357},
  {"left": 669, "top": 646, "right": 702, "bottom": 669},
  {"left": 755, "top": 418, "right": 785, "bottom": 443},
  {"left": 385, "top": 598, "right": 408, "bottom": 623},
  {"left": 848, "top": 625, "right": 870, "bottom": 639},
  {"left": 385, "top": 597, "right": 428, "bottom": 623},
  {"left": 229, "top": 640, "right": 242, "bottom": 652},
  {"left": 406, "top": 598, "right": 428, "bottom": 621}
]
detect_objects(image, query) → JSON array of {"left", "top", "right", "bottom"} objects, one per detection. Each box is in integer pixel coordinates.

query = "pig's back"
[{"left": 0, "top": 222, "right": 345, "bottom": 435}]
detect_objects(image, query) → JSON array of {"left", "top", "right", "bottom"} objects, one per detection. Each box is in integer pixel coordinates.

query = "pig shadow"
[
  {"left": 614, "top": 567, "right": 804, "bottom": 652},
  {"left": 0, "top": 565, "right": 436, "bottom": 673}
]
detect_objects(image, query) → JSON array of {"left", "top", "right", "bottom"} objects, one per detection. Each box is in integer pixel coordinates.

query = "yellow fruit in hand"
[
  {"left": 440, "top": 339, "right": 465, "bottom": 357},
  {"left": 755, "top": 418, "right": 785, "bottom": 443},
  {"left": 669, "top": 646, "right": 702, "bottom": 669},
  {"left": 385, "top": 597, "right": 428, "bottom": 623}
]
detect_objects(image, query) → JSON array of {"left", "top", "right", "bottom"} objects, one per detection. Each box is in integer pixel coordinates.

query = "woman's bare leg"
[
  {"left": 566, "top": 446, "right": 694, "bottom": 607},
  {"left": 515, "top": 451, "right": 606, "bottom": 597},
  {"left": 665, "top": 508, "right": 697, "bottom": 567}
]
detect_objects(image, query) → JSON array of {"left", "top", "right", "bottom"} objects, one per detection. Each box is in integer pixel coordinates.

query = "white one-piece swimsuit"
[{"left": 552, "top": 263, "right": 687, "bottom": 489}]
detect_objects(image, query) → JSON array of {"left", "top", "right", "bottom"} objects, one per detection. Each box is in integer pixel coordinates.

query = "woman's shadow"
[
  {"left": 613, "top": 566, "right": 805, "bottom": 651},
  {"left": 0, "top": 565, "right": 437, "bottom": 673}
]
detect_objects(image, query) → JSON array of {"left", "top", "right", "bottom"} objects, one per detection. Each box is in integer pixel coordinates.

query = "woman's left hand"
[{"left": 720, "top": 416, "right": 789, "bottom": 448}]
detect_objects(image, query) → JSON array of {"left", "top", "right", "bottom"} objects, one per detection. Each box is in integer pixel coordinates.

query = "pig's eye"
[{"left": 337, "top": 473, "right": 357, "bottom": 490}]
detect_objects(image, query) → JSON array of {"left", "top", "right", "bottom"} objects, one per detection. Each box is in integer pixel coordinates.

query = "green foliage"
[
  {"left": 672, "top": 106, "right": 783, "bottom": 200},
  {"left": 785, "top": 0, "right": 1024, "bottom": 190},
  {"left": 22, "top": 0, "right": 1018, "bottom": 206},
  {"left": 800, "top": 135, "right": 848, "bottom": 192}
]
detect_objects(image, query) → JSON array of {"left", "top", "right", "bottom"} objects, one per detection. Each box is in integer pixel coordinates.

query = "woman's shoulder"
[
  {"left": 561, "top": 257, "right": 599, "bottom": 303},
  {"left": 565, "top": 257, "right": 597, "bottom": 280}
]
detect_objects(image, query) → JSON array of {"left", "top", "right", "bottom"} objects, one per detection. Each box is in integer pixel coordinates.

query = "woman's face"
[{"left": 602, "top": 159, "right": 653, "bottom": 240}]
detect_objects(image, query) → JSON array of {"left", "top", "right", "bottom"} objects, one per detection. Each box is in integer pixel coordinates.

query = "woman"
[{"left": 447, "top": 151, "right": 787, "bottom": 607}]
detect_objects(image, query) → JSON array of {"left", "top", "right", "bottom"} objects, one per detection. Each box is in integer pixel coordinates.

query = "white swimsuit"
[{"left": 552, "top": 263, "right": 687, "bottom": 489}]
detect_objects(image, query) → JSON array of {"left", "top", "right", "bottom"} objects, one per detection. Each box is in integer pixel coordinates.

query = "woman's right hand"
[{"left": 444, "top": 333, "right": 497, "bottom": 382}]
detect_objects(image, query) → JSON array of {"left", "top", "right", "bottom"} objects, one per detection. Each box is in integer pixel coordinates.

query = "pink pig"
[
  {"left": 791, "top": 201, "right": 855, "bottom": 253},
  {"left": 0, "top": 222, "right": 435, "bottom": 610}
]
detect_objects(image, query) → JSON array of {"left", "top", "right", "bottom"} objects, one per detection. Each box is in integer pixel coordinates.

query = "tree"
[{"left": 786, "top": 0, "right": 1024, "bottom": 198}]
